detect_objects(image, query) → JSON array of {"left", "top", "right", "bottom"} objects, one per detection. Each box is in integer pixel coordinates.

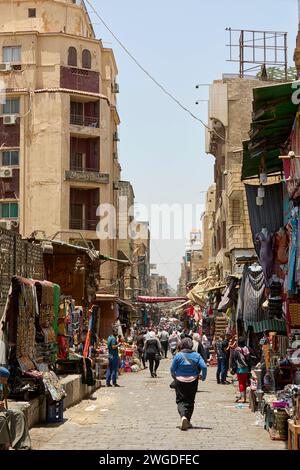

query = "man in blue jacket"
[{"left": 170, "top": 337, "right": 207, "bottom": 430}]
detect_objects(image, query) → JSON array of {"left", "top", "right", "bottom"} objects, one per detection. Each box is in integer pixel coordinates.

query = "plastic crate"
[{"left": 46, "top": 400, "right": 64, "bottom": 423}]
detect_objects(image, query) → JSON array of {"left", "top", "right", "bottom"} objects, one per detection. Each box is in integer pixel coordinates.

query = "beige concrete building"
[
  {"left": 205, "top": 78, "right": 263, "bottom": 280},
  {"left": 177, "top": 230, "right": 205, "bottom": 296},
  {"left": 117, "top": 180, "right": 137, "bottom": 300},
  {"left": 133, "top": 221, "right": 151, "bottom": 297},
  {"left": 0, "top": 0, "right": 121, "bottom": 288},
  {"left": 201, "top": 184, "right": 216, "bottom": 274}
]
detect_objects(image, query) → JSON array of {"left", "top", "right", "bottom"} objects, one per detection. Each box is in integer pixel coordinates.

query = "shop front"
[{"left": 241, "top": 81, "right": 300, "bottom": 446}]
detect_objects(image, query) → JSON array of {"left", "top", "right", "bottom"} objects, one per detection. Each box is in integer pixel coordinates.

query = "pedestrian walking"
[
  {"left": 201, "top": 333, "right": 210, "bottom": 365},
  {"left": 215, "top": 334, "right": 229, "bottom": 384},
  {"left": 169, "top": 330, "right": 179, "bottom": 356},
  {"left": 233, "top": 337, "right": 251, "bottom": 403},
  {"left": 136, "top": 330, "right": 147, "bottom": 369},
  {"left": 192, "top": 333, "right": 207, "bottom": 362},
  {"left": 160, "top": 328, "right": 169, "bottom": 358},
  {"left": 144, "top": 332, "right": 163, "bottom": 378},
  {"left": 228, "top": 334, "right": 237, "bottom": 371},
  {"left": 106, "top": 328, "right": 122, "bottom": 387},
  {"left": 170, "top": 337, "right": 207, "bottom": 430}
]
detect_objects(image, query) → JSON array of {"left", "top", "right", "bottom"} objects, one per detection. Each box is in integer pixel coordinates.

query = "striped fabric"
[
  {"left": 244, "top": 319, "right": 287, "bottom": 333},
  {"left": 237, "top": 266, "right": 267, "bottom": 324}
]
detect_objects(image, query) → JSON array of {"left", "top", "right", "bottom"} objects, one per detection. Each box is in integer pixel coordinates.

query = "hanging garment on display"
[
  {"left": 52, "top": 284, "right": 60, "bottom": 336},
  {"left": 287, "top": 215, "right": 298, "bottom": 294},
  {"left": 274, "top": 228, "right": 289, "bottom": 265},
  {"left": 296, "top": 217, "right": 300, "bottom": 287},
  {"left": 218, "top": 277, "right": 238, "bottom": 311},
  {"left": 283, "top": 116, "right": 300, "bottom": 199},
  {"left": 5, "top": 277, "right": 37, "bottom": 371},
  {"left": 237, "top": 266, "right": 269, "bottom": 329},
  {"left": 255, "top": 231, "right": 274, "bottom": 288},
  {"left": 245, "top": 183, "right": 284, "bottom": 252}
]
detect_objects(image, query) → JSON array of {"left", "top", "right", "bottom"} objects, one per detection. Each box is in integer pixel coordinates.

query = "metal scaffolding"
[{"left": 226, "top": 28, "right": 288, "bottom": 80}]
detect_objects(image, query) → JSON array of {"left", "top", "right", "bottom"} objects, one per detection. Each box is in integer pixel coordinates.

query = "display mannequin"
[{"left": 255, "top": 228, "right": 274, "bottom": 288}]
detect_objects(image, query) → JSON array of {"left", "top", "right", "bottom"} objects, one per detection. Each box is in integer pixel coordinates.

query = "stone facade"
[{"left": 205, "top": 78, "right": 265, "bottom": 280}]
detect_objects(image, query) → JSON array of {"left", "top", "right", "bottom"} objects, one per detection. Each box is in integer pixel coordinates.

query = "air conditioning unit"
[
  {"left": 0, "top": 63, "right": 12, "bottom": 72},
  {"left": 3, "top": 115, "right": 17, "bottom": 125},
  {"left": 0, "top": 220, "right": 12, "bottom": 230},
  {"left": 0, "top": 167, "right": 13, "bottom": 178},
  {"left": 113, "top": 131, "right": 120, "bottom": 142},
  {"left": 113, "top": 83, "right": 120, "bottom": 93},
  {"left": 113, "top": 181, "right": 119, "bottom": 190}
]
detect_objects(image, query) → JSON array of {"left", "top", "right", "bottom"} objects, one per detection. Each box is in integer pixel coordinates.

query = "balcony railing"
[
  {"left": 70, "top": 114, "right": 99, "bottom": 128},
  {"left": 70, "top": 218, "right": 98, "bottom": 231}
]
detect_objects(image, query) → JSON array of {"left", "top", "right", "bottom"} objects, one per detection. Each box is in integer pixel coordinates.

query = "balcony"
[
  {"left": 69, "top": 218, "right": 98, "bottom": 231},
  {"left": 70, "top": 188, "right": 99, "bottom": 233},
  {"left": 70, "top": 114, "right": 99, "bottom": 127},
  {"left": 65, "top": 169, "right": 109, "bottom": 185}
]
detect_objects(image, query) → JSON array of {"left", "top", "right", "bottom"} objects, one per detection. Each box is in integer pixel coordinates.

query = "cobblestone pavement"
[{"left": 30, "top": 359, "right": 286, "bottom": 450}]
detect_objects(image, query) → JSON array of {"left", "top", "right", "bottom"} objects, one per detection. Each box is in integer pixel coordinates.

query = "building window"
[
  {"left": 68, "top": 47, "right": 77, "bottom": 67},
  {"left": 2, "top": 98, "right": 20, "bottom": 114},
  {"left": 28, "top": 8, "right": 36, "bottom": 18},
  {"left": 222, "top": 221, "right": 227, "bottom": 249},
  {"left": 82, "top": 49, "right": 91, "bottom": 69},
  {"left": 232, "top": 199, "right": 242, "bottom": 225},
  {"left": 0, "top": 202, "right": 18, "bottom": 219},
  {"left": 3, "top": 46, "right": 21, "bottom": 63},
  {"left": 71, "top": 153, "right": 85, "bottom": 171},
  {"left": 1, "top": 150, "right": 19, "bottom": 166}
]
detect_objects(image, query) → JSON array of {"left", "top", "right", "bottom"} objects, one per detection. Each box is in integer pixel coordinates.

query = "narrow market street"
[{"left": 30, "top": 360, "right": 286, "bottom": 451}]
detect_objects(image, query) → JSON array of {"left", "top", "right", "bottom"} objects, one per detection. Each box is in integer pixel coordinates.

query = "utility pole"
[{"left": 299, "top": 0, "right": 300, "bottom": 25}]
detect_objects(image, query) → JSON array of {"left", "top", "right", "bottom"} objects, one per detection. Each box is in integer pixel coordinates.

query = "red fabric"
[
  {"left": 83, "top": 330, "right": 91, "bottom": 358},
  {"left": 57, "top": 335, "right": 67, "bottom": 360},
  {"left": 136, "top": 296, "right": 187, "bottom": 303},
  {"left": 187, "top": 305, "right": 195, "bottom": 318},
  {"left": 237, "top": 373, "right": 248, "bottom": 393}
]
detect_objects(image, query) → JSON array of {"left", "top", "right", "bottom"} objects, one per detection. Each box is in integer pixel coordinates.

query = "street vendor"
[{"left": 0, "top": 367, "right": 31, "bottom": 450}]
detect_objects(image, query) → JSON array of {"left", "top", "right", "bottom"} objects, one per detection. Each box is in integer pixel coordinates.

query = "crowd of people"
[{"left": 105, "top": 322, "right": 262, "bottom": 431}]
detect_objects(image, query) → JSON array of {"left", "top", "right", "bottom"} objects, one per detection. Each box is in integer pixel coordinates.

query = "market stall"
[{"left": 240, "top": 82, "right": 300, "bottom": 445}]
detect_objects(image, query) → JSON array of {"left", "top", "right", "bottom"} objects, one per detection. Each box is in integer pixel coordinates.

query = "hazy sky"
[{"left": 89, "top": 0, "right": 298, "bottom": 288}]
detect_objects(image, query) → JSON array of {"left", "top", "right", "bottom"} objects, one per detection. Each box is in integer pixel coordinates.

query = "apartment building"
[
  {"left": 205, "top": 78, "right": 263, "bottom": 279},
  {"left": 0, "top": 0, "right": 121, "bottom": 286}
]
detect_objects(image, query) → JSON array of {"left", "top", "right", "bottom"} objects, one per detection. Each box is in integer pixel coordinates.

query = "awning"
[
  {"left": 186, "top": 276, "right": 220, "bottom": 306},
  {"left": 174, "top": 300, "right": 192, "bottom": 311},
  {"left": 136, "top": 296, "right": 187, "bottom": 303},
  {"left": 117, "top": 298, "right": 136, "bottom": 311},
  {"left": 242, "top": 81, "right": 299, "bottom": 180},
  {"left": 244, "top": 318, "right": 287, "bottom": 333},
  {"left": 99, "top": 254, "right": 132, "bottom": 265}
]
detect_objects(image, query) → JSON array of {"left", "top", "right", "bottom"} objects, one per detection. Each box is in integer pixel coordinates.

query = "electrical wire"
[{"left": 84, "top": 0, "right": 228, "bottom": 144}]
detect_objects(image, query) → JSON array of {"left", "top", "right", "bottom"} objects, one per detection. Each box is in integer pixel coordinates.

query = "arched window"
[
  {"left": 82, "top": 49, "right": 91, "bottom": 69},
  {"left": 68, "top": 47, "right": 77, "bottom": 67}
]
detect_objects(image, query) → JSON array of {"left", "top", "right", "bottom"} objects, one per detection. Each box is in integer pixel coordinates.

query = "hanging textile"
[
  {"left": 287, "top": 214, "right": 298, "bottom": 294},
  {"left": 6, "top": 276, "right": 37, "bottom": 371},
  {"left": 245, "top": 183, "right": 284, "bottom": 255},
  {"left": 218, "top": 277, "right": 238, "bottom": 311},
  {"left": 83, "top": 306, "right": 95, "bottom": 358},
  {"left": 237, "top": 266, "right": 268, "bottom": 330},
  {"left": 52, "top": 284, "right": 60, "bottom": 336}
]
